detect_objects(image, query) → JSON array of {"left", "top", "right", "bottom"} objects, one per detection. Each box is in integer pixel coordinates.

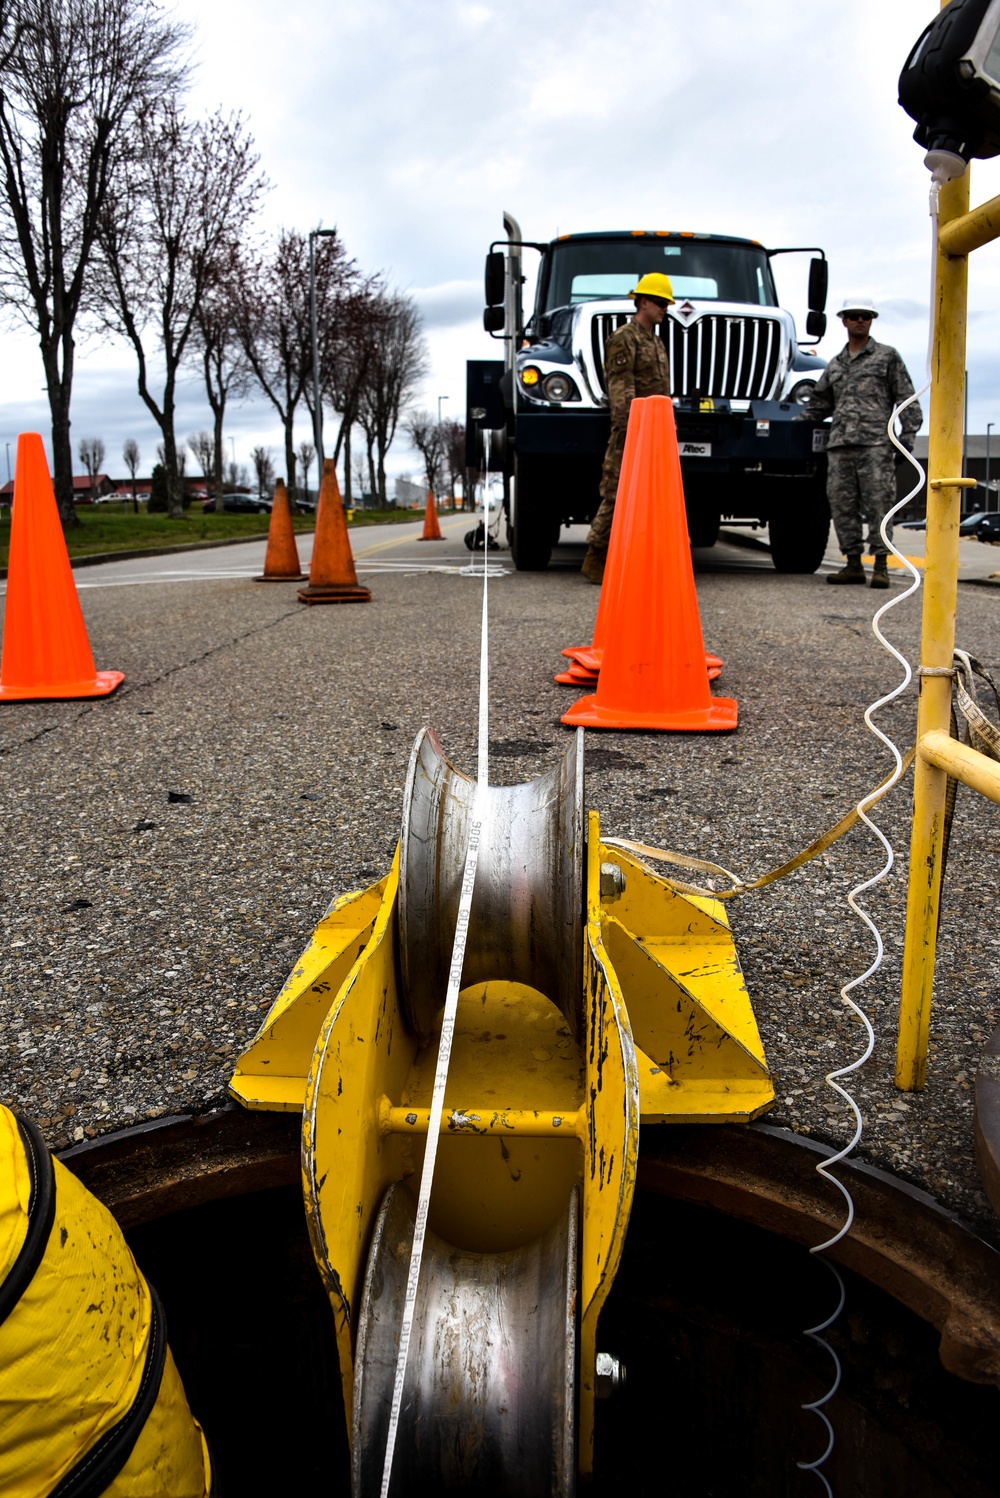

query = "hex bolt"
[
  {"left": 595, "top": 1351, "right": 626, "bottom": 1399},
  {"left": 599, "top": 862, "right": 626, "bottom": 901}
]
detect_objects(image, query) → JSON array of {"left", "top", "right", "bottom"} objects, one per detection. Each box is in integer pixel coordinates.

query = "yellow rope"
[{"left": 603, "top": 747, "right": 918, "bottom": 901}]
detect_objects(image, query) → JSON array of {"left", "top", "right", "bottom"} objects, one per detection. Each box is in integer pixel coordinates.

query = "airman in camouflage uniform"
[
  {"left": 582, "top": 276, "right": 673, "bottom": 582},
  {"left": 802, "top": 298, "right": 921, "bottom": 588}
]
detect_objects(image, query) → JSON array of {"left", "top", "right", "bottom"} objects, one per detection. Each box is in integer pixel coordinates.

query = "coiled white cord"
[{"left": 800, "top": 200, "right": 935, "bottom": 1492}]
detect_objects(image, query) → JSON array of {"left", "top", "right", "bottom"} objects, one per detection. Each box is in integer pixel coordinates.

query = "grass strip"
[{"left": 0, "top": 503, "right": 464, "bottom": 570}]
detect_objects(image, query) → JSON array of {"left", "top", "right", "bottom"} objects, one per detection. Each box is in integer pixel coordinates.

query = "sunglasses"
[{"left": 844, "top": 312, "right": 873, "bottom": 321}]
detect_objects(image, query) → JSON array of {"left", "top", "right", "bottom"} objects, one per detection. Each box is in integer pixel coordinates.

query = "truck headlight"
[
  {"left": 542, "top": 372, "right": 578, "bottom": 402},
  {"left": 788, "top": 379, "right": 817, "bottom": 406}
]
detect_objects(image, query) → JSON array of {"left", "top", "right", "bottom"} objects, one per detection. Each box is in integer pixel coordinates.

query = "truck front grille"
[{"left": 591, "top": 312, "right": 783, "bottom": 401}]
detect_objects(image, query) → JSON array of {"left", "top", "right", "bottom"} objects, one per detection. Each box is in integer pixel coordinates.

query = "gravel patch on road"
[{"left": 1, "top": 551, "right": 998, "bottom": 1241}]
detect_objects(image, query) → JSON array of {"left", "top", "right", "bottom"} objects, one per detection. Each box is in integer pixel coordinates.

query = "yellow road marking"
[
  {"left": 861, "top": 554, "right": 924, "bottom": 570},
  {"left": 352, "top": 516, "right": 468, "bottom": 559}
]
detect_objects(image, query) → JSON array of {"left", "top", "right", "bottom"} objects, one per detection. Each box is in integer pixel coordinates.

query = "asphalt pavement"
[{"left": 2, "top": 513, "right": 999, "bottom": 1241}]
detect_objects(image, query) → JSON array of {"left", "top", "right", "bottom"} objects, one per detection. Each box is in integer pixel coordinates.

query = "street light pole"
[
  {"left": 987, "top": 422, "right": 994, "bottom": 510},
  {"left": 310, "top": 228, "right": 337, "bottom": 470}
]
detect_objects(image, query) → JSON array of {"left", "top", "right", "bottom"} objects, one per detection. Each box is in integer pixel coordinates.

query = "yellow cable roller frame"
[{"left": 231, "top": 726, "right": 773, "bottom": 1490}]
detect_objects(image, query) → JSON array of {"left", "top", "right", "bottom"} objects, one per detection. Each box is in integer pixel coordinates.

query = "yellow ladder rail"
[{"left": 897, "top": 142, "right": 1000, "bottom": 1089}]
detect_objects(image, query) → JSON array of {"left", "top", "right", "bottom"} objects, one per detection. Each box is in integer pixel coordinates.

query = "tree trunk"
[
  {"left": 160, "top": 426, "right": 183, "bottom": 518},
  {"left": 42, "top": 344, "right": 80, "bottom": 527},
  {"left": 213, "top": 411, "right": 225, "bottom": 509},
  {"left": 377, "top": 437, "right": 387, "bottom": 507},
  {"left": 343, "top": 422, "right": 352, "bottom": 504},
  {"left": 367, "top": 438, "right": 376, "bottom": 505},
  {"left": 284, "top": 421, "right": 296, "bottom": 497}
]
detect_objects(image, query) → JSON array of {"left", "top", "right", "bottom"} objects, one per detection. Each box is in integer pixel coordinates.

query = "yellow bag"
[{"left": 0, "top": 1106, "right": 213, "bottom": 1496}]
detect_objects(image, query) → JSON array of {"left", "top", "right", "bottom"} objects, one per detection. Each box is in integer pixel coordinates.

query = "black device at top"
[{"left": 899, "top": 0, "right": 1000, "bottom": 164}]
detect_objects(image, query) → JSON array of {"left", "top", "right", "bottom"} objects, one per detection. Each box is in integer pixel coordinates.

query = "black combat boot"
[
  {"left": 827, "top": 553, "right": 866, "bottom": 585},
  {"left": 870, "top": 557, "right": 890, "bottom": 589},
  {"left": 581, "top": 546, "right": 606, "bottom": 584}
]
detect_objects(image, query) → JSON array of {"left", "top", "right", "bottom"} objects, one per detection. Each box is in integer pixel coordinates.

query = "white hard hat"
[{"left": 837, "top": 296, "right": 879, "bottom": 318}]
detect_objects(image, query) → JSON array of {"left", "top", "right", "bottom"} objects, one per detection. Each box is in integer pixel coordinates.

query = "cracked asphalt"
[{"left": 1, "top": 516, "right": 999, "bottom": 1244}]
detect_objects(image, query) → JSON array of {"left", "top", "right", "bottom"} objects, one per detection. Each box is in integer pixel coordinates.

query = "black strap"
[
  {"left": 49, "top": 1284, "right": 169, "bottom": 1498},
  {"left": 0, "top": 1113, "right": 56, "bottom": 1330}
]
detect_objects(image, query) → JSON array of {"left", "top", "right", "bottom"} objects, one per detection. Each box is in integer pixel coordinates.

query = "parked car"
[
  {"left": 972, "top": 511, "right": 1000, "bottom": 543},
  {"left": 957, "top": 509, "right": 1000, "bottom": 540},
  {"left": 203, "top": 494, "right": 271, "bottom": 514}
]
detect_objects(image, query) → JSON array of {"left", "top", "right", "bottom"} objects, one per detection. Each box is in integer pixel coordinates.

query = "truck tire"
[
  {"left": 768, "top": 494, "right": 831, "bottom": 574},
  {"left": 509, "top": 460, "right": 554, "bottom": 571},
  {"left": 687, "top": 508, "right": 721, "bottom": 548}
]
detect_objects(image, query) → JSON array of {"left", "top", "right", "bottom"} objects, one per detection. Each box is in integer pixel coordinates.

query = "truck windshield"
[{"left": 539, "top": 238, "right": 777, "bottom": 311}]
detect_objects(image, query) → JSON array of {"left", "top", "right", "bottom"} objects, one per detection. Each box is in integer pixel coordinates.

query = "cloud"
[
  {"left": 875, "top": 299, "right": 930, "bottom": 321},
  {"left": 412, "top": 280, "right": 483, "bottom": 329},
  {"left": 7, "top": 0, "right": 1000, "bottom": 474}
]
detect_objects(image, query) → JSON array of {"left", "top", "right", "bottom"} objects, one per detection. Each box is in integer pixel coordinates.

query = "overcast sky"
[{"left": 3, "top": 0, "right": 1000, "bottom": 487}]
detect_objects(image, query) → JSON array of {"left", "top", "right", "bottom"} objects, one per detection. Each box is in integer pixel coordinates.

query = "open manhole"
[{"left": 59, "top": 1109, "right": 1000, "bottom": 1497}]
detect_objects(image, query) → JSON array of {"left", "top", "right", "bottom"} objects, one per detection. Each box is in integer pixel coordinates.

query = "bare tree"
[
  {"left": 357, "top": 292, "right": 427, "bottom": 506},
  {"left": 297, "top": 440, "right": 315, "bottom": 506},
  {"left": 97, "top": 102, "right": 265, "bottom": 516},
  {"left": 78, "top": 436, "right": 105, "bottom": 500},
  {"left": 122, "top": 437, "right": 140, "bottom": 511},
  {"left": 404, "top": 411, "right": 443, "bottom": 499},
  {"left": 441, "top": 418, "right": 467, "bottom": 509},
  {"left": 351, "top": 450, "right": 367, "bottom": 505},
  {"left": 0, "top": 0, "right": 186, "bottom": 523},
  {"left": 233, "top": 228, "right": 357, "bottom": 497},
  {"left": 188, "top": 430, "right": 215, "bottom": 488},
  {"left": 250, "top": 445, "right": 274, "bottom": 500},
  {"left": 318, "top": 277, "right": 383, "bottom": 504},
  {"left": 192, "top": 243, "right": 252, "bottom": 510}
]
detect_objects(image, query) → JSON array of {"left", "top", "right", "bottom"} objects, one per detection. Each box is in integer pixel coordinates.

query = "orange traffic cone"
[
  {"left": 561, "top": 397, "right": 737, "bottom": 732},
  {"left": 255, "top": 478, "right": 306, "bottom": 582},
  {"left": 0, "top": 434, "right": 124, "bottom": 702},
  {"left": 418, "top": 488, "right": 443, "bottom": 541},
  {"left": 297, "top": 460, "right": 370, "bottom": 605},
  {"left": 557, "top": 463, "right": 722, "bottom": 685}
]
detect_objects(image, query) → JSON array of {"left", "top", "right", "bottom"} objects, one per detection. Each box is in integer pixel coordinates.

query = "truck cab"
[{"left": 467, "top": 215, "right": 830, "bottom": 572}]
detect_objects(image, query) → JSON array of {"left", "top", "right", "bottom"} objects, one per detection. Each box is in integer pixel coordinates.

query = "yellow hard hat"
[{"left": 630, "top": 272, "right": 675, "bottom": 303}]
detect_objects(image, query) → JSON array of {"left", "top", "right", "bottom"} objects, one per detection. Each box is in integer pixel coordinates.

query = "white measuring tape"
[{"left": 378, "top": 499, "right": 492, "bottom": 1498}]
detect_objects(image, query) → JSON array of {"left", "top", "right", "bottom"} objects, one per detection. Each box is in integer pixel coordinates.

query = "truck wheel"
[
  {"left": 769, "top": 496, "right": 831, "bottom": 574},
  {"left": 511, "top": 512, "right": 553, "bottom": 571},
  {"left": 509, "top": 465, "right": 553, "bottom": 571},
  {"left": 687, "top": 508, "right": 720, "bottom": 548}
]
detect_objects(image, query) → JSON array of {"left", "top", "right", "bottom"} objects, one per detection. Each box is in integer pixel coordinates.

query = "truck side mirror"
[
  {"left": 807, "top": 257, "right": 828, "bottom": 312},
  {"left": 806, "top": 310, "right": 827, "bottom": 340},
  {"left": 485, "top": 252, "right": 505, "bottom": 308},
  {"left": 484, "top": 305, "right": 505, "bottom": 332}
]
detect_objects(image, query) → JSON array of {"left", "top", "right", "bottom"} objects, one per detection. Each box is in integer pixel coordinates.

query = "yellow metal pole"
[
  {"left": 938, "top": 191, "right": 1000, "bottom": 256},
  {"left": 919, "top": 730, "right": 1000, "bottom": 806},
  {"left": 896, "top": 167, "right": 970, "bottom": 1091}
]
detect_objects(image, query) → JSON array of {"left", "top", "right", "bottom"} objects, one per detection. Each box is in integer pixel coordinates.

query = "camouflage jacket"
[
  {"left": 803, "top": 338, "right": 922, "bottom": 448},
  {"left": 604, "top": 318, "right": 670, "bottom": 431}
]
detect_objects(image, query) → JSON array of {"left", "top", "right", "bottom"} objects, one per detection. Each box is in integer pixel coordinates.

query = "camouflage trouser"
[
  {"left": 827, "top": 444, "right": 897, "bottom": 557},
  {"left": 587, "top": 426, "right": 627, "bottom": 550}
]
